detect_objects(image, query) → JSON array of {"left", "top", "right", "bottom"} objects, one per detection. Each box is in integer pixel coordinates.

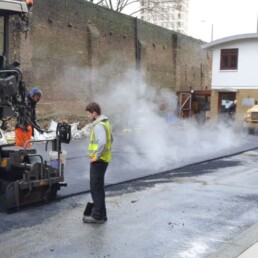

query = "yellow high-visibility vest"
[{"left": 88, "top": 120, "right": 112, "bottom": 162}]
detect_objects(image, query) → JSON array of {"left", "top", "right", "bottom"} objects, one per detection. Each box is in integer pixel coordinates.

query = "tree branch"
[{"left": 84, "top": 0, "right": 182, "bottom": 17}]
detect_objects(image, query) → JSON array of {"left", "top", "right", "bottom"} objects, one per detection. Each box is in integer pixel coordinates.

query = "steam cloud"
[
  {"left": 92, "top": 68, "right": 248, "bottom": 172},
  {"left": 57, "top": 65, "right": 249, "bottom": 173}
]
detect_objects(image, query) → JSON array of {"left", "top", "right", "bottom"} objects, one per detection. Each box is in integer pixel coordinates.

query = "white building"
[
  {"left": 202, "top": 33, "right": 258, "bottom": 122},
  {"left": 139, "top": 0, "right": 189, "bottom": 34}
]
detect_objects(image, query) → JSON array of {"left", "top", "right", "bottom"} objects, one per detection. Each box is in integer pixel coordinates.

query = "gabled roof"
[{"left": 202, "top": 33, "right": 258, "bottom": 50}]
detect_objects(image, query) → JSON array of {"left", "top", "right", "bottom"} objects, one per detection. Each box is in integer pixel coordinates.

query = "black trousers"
[{"left": 90, "top": 160, "right": 108, "bottom": 220}]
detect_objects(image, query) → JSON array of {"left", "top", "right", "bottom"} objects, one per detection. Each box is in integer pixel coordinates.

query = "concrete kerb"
[{"left": 209, "top": 223, "right": 258, "bottom": 258}]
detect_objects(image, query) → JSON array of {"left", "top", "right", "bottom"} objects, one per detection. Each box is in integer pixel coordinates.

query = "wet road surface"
[{"left": 1, "top": 147, "right": 258, "bottom": 257}]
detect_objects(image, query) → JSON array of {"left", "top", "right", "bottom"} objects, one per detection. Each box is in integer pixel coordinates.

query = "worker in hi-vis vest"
[{"left": 83, "top": 102, "right": 113, "bottom": 224}]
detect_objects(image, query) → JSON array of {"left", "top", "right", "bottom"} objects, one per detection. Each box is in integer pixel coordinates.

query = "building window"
[{"left": 220, "top": 48, "right": 238, "bottom": 70}]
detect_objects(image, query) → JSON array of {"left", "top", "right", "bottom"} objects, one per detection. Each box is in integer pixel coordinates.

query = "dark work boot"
[
  {"left": 103, "top": 208, "right": 107, "bottom": 221},
  {"left": 83, "top": 215, "right": 105, "bottom": 224}
]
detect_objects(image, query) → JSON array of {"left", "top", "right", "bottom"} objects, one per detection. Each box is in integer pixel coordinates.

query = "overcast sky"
[{"left": 188, "top": 0, "right": 258, "bottom": 42}]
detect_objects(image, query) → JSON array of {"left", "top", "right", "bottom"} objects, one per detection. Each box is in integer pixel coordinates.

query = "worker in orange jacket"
[{"left": 15, "top": 87, "right": 43, "bottom": 148}]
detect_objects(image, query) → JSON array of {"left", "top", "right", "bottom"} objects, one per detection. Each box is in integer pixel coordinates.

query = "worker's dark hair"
[{"left": 85, "top": 102, "right": 101, "bottom": 115}]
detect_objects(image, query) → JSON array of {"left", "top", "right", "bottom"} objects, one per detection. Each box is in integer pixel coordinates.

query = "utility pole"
[
  {"left": 257, "top": 9, "right": 258, "bottom": 32},
  {"left": 211, "top": 24, "right": 214, "bottom": 41}
]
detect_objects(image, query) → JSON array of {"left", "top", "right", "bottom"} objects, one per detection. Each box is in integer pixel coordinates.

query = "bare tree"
[
  {"left": 85, "top": 0, "right": 138, "bottom": 14},
  {"left": 85, "top": 0, "right": 188, "bottom": 33},
  {"left": 85, "top": 0, "right": 183, "bottom": 17}
]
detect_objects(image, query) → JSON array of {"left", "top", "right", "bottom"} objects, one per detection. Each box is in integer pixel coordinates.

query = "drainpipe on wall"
[
  {"left": 257, "top": 12, "right": 258, "bottom": 33},
  {"left": 135, "top": 18, "right": 140, "bottom": 72},
  {"left": 3, "top": 16, "right": 10, "bottom": 66},
  {"left": 172, "top": 33, "right": 178, "bottom": 90}
]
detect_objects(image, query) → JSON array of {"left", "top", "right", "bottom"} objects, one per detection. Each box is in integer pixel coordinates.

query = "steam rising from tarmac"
[
  {"left": 90, "top": 69, "right": 248, "bottom": 171},
  {"left": 57, "top": 66, "right": 248, "bottom": 172}
]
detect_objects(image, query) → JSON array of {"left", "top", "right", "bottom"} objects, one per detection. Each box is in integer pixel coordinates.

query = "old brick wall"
[{"left": 12, "top": 0, "right": 211, "bottom": 123}]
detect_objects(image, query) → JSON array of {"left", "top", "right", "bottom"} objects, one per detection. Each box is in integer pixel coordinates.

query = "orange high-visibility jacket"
[{"left": 15, "top": 125, "right": 32, "bottom": 148}]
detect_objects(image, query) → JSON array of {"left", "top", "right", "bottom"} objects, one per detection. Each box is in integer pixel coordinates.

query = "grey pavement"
[
  {"left": 207, "top": 149, "right": 258, "bottom": 258},
  {"left": 210, "top": 222, "right": 258, "bottom": 258}
]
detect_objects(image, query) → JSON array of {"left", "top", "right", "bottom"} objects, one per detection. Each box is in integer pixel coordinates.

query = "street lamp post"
[
  {"left": 211, "top": 23, "right": 214, "bottom": 41},
  {"left": 201, "top": 20, "right": 214, "bottom": 42}
]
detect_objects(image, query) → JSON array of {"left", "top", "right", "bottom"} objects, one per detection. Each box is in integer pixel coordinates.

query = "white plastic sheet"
[{"left": 34, "top": 120, "right": 90, "bottom": 141}]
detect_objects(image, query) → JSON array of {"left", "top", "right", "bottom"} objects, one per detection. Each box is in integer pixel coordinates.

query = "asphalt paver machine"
[{"left": 0, "top": 0, "right": 71, "bottom": 212}]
